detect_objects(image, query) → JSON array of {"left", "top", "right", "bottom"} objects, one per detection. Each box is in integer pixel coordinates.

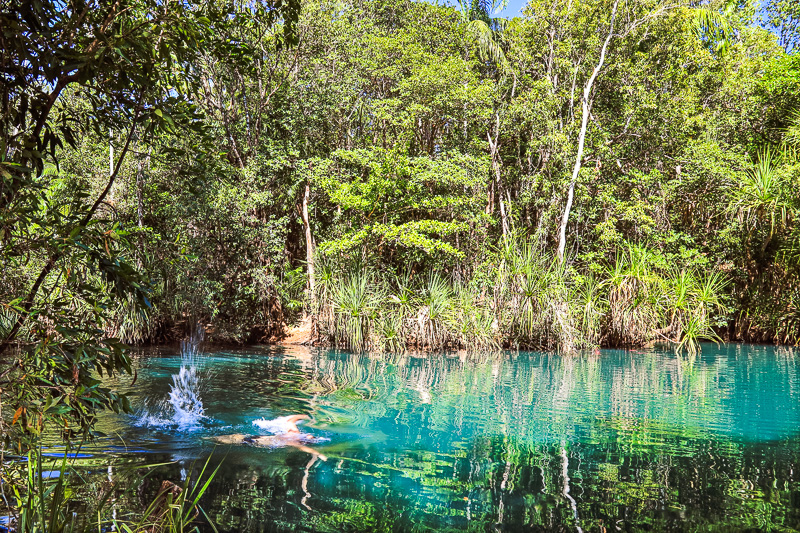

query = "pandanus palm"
[
  {"left": 691, "top": 0, "right": 738, "bottom": 54},
  {"left": 730, "top": 147, "right": 793, "bottom": 255},
  {"left": 787, "top": 111, "right": 800, "bottom": 147},
  {"left": 330, "top": 270, "right": 383, "bottom": 351}
]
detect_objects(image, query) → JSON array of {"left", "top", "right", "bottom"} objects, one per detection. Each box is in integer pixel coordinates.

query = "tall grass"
[
  {"left": 495, "top": 238, "right": 594, "bottom": 352},
  {"left": 606, "top": 245, "right": 662, "bottom": 347},
  {"left": 108, "top": 293, "right": 157, "bottom": 344},
  {"left": 5, "top": 444, "right": 220, "bottom": 533},
  {"left": 328, "top": 270, "right": 383, "bottom": 351},
  {"left": 606, "top": 244, "right": 727, "bottom": 353},
  {"left": 0, "top": 305, "right": 16, "bottom": 339},
  {"left": 779, "top": 289, "right": 800, "bottom": 345},
  {"left": 734, "top": 273, "right": 800, "bottom": 345},
  {"left": 312, "top": 240, "right": 729, "bottom": 354},
  {"left": 9, "top": 447, "right": 78, "bottom": 533},
  {"left": 413, "top": 273, "right": 453, "bottom": 350},
  {"left": 572, "top": 274, "right": 605, "bottom": 347},
  {"left": 113, "top": 455, "right": 221, "bottom": 533},
  {"left": 446, "top": 281, "right": 499, "bottom": 351}
]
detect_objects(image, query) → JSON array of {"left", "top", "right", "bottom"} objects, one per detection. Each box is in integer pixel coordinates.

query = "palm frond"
[{"left": 692, "top": 2, "right": 736, "bottom": 54}]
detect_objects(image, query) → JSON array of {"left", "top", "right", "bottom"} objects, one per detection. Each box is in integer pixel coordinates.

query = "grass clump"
[
  {"left": 605, "top": 244, "right": 727, "bottom": 354},
  {"left": 4, "top": 445, "right": 220, "bottom": 533},
  {"left": 311, "top": 238, "right": 729, "bottom": 354}
]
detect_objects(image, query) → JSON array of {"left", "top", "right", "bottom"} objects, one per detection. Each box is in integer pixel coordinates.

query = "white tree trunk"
[
  {"left": 301, "top": 181, "right": 316, "bottom": 310},
  {"left": 557, "top": 0, "right": 620, "bottom": 262},
  {"left": 488, "top": 113, "right": 509, "bottom": 238}
]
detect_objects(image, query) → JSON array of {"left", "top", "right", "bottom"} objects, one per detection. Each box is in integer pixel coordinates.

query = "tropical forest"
[{"left": 1, "top": 0, "right": 800, "bottom": 530}]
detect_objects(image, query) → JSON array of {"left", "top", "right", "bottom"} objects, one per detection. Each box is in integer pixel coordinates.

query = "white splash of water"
[
  {"left": 167, "top": 363, "right": 205, "bottom": 427},
  {"left": 253, "top": 416, "right": 300, "bottom": 434},
  {"left": 135, "top": 325, "right": 206, "bottom": 429}
]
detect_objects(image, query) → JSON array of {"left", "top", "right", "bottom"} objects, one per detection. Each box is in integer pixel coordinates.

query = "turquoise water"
[{"left": 88, "top": 343, "right": 800, "bottom": 531}]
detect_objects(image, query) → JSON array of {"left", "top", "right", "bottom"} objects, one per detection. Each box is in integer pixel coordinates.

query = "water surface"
[{"left": 83, "top": 343, "right": 800, "bottom": 531}]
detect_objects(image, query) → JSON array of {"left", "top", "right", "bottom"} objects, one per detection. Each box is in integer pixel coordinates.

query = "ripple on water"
[{"left": 88, "top": 343, "right": 800, "bottom": 532}]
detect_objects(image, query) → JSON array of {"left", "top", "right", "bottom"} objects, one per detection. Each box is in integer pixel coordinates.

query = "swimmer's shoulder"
[{"left": 205, "top": 433, "right": 249, "bottom": 445}]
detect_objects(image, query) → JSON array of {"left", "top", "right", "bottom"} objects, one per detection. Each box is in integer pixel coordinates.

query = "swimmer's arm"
[
  {"left": 288, "top": 443, "right": 327, "bottom": 461},
  {"left": 284, "top": 414, "right": 311, "bottom": 433}
]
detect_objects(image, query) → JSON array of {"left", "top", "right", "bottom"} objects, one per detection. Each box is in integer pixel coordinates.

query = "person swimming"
[{"left": 206, "top": 414, "right": 328, "bottom": 459}]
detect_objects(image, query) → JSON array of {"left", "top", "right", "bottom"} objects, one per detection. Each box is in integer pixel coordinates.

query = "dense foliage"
[
  {"left": 0, "top": 1, "right": 298, "bottom": 528},
  {"left": 35, "top": 0, "right": 795, "bottom": 353},
  {"left": 0, "top": 0, "right": 799, "bottom": 528},
  {"left": 3, "top": 0, "right": 800, "bottom": 355},
  {"left": 2, "top": 0, "right": 799, "bottom": 439}
]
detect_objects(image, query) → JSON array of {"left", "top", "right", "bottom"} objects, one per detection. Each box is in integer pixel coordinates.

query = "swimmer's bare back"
[
  {"left": 208, "top": 433, "right": 249, "bottom": 445},
  {"left": 205, "top": 432, "right": 327, "bottom": 460}
]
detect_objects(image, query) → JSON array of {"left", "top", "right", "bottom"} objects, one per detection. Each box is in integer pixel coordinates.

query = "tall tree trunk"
[
  {"left": 488, "top": 113, "right": 509, "bottom": 238},
  {"left": 109, "top": 128, "right": 115, "bottom": 176},
  {"left": 136, "top": 157, "right": 146, "bottom": 229},
  {"left": 301, "top": 181, "right": 316, "bottom": 312},
  {"left": 557, "top": 0, "right": 620, "bottom": 262},
  {"left": 135, "top": 155, "right": 146, "bottom": 268},
  {"left": 108, "top": 128, "right": 115, "bottom": 204}
]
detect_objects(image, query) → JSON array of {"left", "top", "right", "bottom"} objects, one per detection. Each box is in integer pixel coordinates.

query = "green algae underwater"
[{"left": 38, "top": 343, "right": 800, "bottom": 532}]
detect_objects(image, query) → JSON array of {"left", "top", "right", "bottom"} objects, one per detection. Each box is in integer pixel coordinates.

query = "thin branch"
[{"left": 0, "top": 108, "right": 140, "bottom": 357}]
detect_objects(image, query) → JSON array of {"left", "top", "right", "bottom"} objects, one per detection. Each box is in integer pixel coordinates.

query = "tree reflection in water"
[{"left": 87, "top": 344, "right": 800, "bottom": 531}]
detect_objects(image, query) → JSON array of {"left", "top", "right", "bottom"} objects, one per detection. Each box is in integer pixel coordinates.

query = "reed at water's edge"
[
  {"left": 1, "top": 443, "right": 220, "bottom": 533},
  {"left": 309, "top": 237, "right": 733, "bottom": 354}
]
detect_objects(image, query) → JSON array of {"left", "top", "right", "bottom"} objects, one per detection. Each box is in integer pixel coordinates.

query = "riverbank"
[{"left": 103, "top": 238, "right": 800, "bottom": 354}]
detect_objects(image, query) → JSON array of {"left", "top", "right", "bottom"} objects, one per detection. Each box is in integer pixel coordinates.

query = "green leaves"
[
  {"left": 691, "top": 0, "right": 738, "bottom": 55},
  {"left": 0, "top": 0, "right": 302, "bottom": 454},
  {"left": 309, "top": 148, "right": 487, "bottom": 262},
  {"left": 729, "top": 146, "right": 796, "bottom": 252},
  {"left": 761, "top": 0, "right": 800, "bottom": 52}
]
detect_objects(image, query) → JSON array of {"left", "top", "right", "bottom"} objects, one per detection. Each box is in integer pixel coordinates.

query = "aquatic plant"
[
  {"left": 107, "top": 293, "right": 157, "bottom": 345},
  {"left": 668, "top": 269, "right": 727, "bottom": 354},
  {"left": 113, "top": 455, "right": 221, "bottom": 533},
  {"left": 3, "top": 442, "right": 221, "bottom": 533},
  {"left": 7, "top": 447, "right": 76, "bottom": 533}
]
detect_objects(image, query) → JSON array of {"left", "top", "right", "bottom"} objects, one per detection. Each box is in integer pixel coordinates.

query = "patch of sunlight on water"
[{"left": 81, "top": 343, "right": 800, "bottom": 532}]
